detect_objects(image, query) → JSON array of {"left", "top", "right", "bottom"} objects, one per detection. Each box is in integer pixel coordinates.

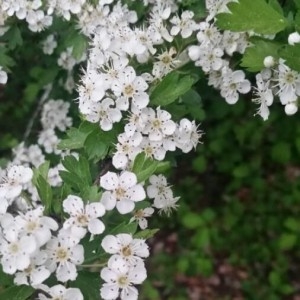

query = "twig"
[{"left": 23, "top": 83, "right": 52, "bottom": 141}]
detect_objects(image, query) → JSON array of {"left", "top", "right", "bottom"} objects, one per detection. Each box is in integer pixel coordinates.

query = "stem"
[
  {"left": 80, "top": 263, "right": 107, "bottom": 268},
  {"left": 23, "top": 83, "right": 52, "bottom": 141}
]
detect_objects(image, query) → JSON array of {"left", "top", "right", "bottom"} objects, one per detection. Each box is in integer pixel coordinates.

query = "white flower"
[
  {"left": 45, "top": 233, "right": 84, "bottom": 282},
  {"left": 0, "top": 66, "right": 7, "bottom": 84},
  {"left": 263, "top": 56, "right": 275, "bottom": 68},
  {"left": 84, "top": 98, "right": 122, "bottom": 131},
  {"left": 274, "top": 60, "right": 300, "bottom": 105},
  {"left": 37, "top": 284, "right": 83, "bottom": 300},
  {"left": 288, "top": 32, "right": 300, "bottom": 45},
  {"left": 15, "top": 206, "right": 58, "bottom": 247},
  {"left": 285, "top": 102, "right": 298, "bottom": 115},
  {"left": 220, "top": 68, "right": 251, "bottom": 104},
  {"left": 170, "top": 11, "right": 197, "bottom": 38},
  {"left": 196, "top": 21, "right": 222, "bottom": 46},
  {"left": 252, "top": 73, "right": 274, "bottom": 121},
  {"left": 142, "top": 107, "right": 176, "bottom": 141},
  {"left": 57, "top": 47, "right": 76, "bottom": 71},
  {"left": 0, "top": 165, "right": 33, "bottom": 200},
  {"left": 112, "top": 66, "right": 149, "bottom": 110},
  {"left": 112, "top": 132, "right": 143, "bottom": 170},
  {"left": 14, "top": 251, "right": 50, "bottom": 286},
  {"left": 152, "top": 47, "right": 179, "bottom": 78},
  {"left": 100, "top": 257, "right": 147, "bottom": 300},
  {"left": 0, "top": 226, "right": 37, "bottom": 274},
  {"left": 140, "top": 138, "right": 166, "bottom": 160},
  {"left": 130, "top": 207, "right": 154, "bottom": 230},
  {"left": 154, "top": 195, "right": 180, "bottom": 216},
  {"left": 194, "top": 45, "right": 224, "bottom": 73},
  {"left": 175, "top": 119, "right": 203, "bottom": 153},
  {"left": 63, "top": 195, "right": 105, "bottom": 239},
  {"left": 147, "top": 174, "right": 173, "bottom": 199},
  {"left": 100, "top": 171, "right": 146, "bottom": 214},
  {"left": 101, "top": 233, "right": 149, "bottom": 265},
  {"left": 42, "top": 34, "right": 57, "bottom": 55}
]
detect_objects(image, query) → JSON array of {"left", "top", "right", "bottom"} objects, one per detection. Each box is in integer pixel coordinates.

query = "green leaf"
[
  {"left": 279, "top": 44, "right": 300, "bottom": 72},
  {"left": 182, "top": 212, "right": 204, "bottom": 229},
  {"left": 0, "top": 46, "right": 15, "bottom": 69},
  {"left": 64, "top": 31, "right": 88, "bottom": 60},
  {"left": 150, "top": 71, "right": 196, "bottom": 106},
  {"left": 58, "top": 121, "right": 98, "bottom": 150},
  {"left": 0, "top": 285, "right": 34, "bottom": 300},
  {"left": 284, "top": 217, "right": 300, "bottom": 232},
  {"left": 36, "top": 176, "right": 53, "bottom": 212},
  {"left": 3, "top": 25, "right": 23, "bottom": 50},
  {"left": 278, "top": 233, "right": 297, "bottom": 250},
  {"left": 294, "top": 0, "right": 300, "bottom": 9},
  {"left": 131, "top": 152, "right": 159, "bottom": 182},
  {"left": 69, "top": 271, "right": 100, "bottom": 299},
  {"left": 240, "top": 39, "right": 281, "bottom": 72},
  {"left": 109, "top": 222, "right": 138, "bottom": 235},
  {"left": 84, "top": 130, "right": 108, "bottom": 161},
  {"left": 271, "top": 142, "right": 291, "bottom": 164},
  {"left": 216, "top": 0, "right": 287, "bottom": 35},
  {"left": 134, "top": 228, "right": 159, "bottom": 239},
  {"left": 32, "top": 161, "right": 50, "bottom": 185}
]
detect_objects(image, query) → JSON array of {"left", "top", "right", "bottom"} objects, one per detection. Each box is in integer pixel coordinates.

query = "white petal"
[
  {"left": 100, "top": 172, "right": 119, "bottom": 190},
  {"left": 128, "top": 185, "right": 146, "bottom": 201},
  {"left": 88, "top": 219, "right": 105, "bottom": 235},
  {"left": 101, "top": 192, "right": 116, "bottom": 210},
  {"left": 63, "top": 195, "right": 84, "bottom": 216},
  {"left": 100, "top": 283, "right": 119, "bottom": 299},
  {"left": 101, "top": 235, "right": 120, "bottom": 254},
  {"left": 117, "top": 199, "right": 135, "bottom": 214},
  {"left": 119, "top": 172, "right": 137, "bottom": 188},
  {"left": 86, "top": 202, "right": 105, "bottom": 218}
]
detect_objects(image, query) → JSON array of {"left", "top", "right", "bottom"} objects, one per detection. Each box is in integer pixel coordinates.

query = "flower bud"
[
  {"left": 263, "top": 56, "right": 275, "bottom": 68},
  {"left": 288, "top": 32, "right": 300, "bottom": 45},
  {"left": 285, "top": 102, "right": 298, "bottom": 115}
]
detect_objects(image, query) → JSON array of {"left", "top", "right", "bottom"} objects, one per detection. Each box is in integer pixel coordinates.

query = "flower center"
[
  {"left": 230, "top": 83, "right": 237, "bottom": 90},
  {"left": 121, "top": 245, "right": 132, "bottom": 257},
  {"left": 285, "top": 72, "right": 295, "bottom": 84},
  {"left": 152, "top": 119, "right": 161, "bottom": 129},
  {"left": 124, "top": 85, "right": 134, "bottom": 97},
  {"left": 26, "top": 221, "right": 37, "bottom": 232},
  {"left": 77, "top": 214, "right": 88, "bottom": 226},
  {"left": 9, "top": 243, "right": 19, "bottom": 254},
  {"left": 161, "top": 55, "right": 172, "bottom": 65},
  {"left": 115, "top": 187, "right": 126, "bottom": 200},
  {"left": 118, "top": 275, "right": 129, "bottom": 287},
  {"left": 56, "top": 247, "right": 69, "bottom": 261},
  {"left": 134, "top": 209, "right": 144, "bottom": 218}
]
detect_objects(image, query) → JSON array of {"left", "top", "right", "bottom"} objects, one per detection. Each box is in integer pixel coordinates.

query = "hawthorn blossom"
[
  {"left": 63, "top": 195, "right": 105, "bottom": 239},
  {"left": 0, "top": 165, "right": 33, "bottom": 200},
  {"left": 84, "top": 98, "right": 122, "bottom": 131},
  {"left": 37, "top": 284, "right": 83, "bottom": 300},
  {"left": 130, "top": 207, "right": 154, "bottom": 230},
  {"left": 170, "top": 11, "right": 198, "bottom": 38},
  {"left": 15, "top": 206, "right": 58, "bottom": 246},
  {"left": 112, "top": 66, "right": 149, "bottom": 110},
  {"left": 0, "top": 66, "right": 7, "bottom": 84},
  {"left": 220, "top": 68, "right": 251, "bottom": 104},
  {"left": 100, "top": 257, "right": 147, "bottom": 300},
  {"left": 0, "top": 226, "right": 37, "bottom": 275},
  {"left": 252, "top": 73, "right": 274, "bottom": 121},
  {"left": 274, "top": 60, "right": 300, "bottom": 105},
  {"left": 142, "top": 107, "right": 176, "bottom": 141},
  {"left": 42, "top": 34, "right": 57, "bottom": 55},
  {"left": 101, "top": 233, "right": 149, "bottom": 265},
  {"left": 100, "top": 171, "right": 146, "bottom": 214},
  {"left": 14, "top": 251, "right": 50, "bottom": 286},
  {"left": 45, "top": 233, "right": 84, "bottom": 282}
]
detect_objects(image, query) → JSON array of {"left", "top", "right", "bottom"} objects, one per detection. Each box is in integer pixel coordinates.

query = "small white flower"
[
  {"left": 37, "top": 284, "right": 84, "bottom": 300},
  {"left": 100, "top": 171, "right": 146, "bottom": 214},
  {"left": 84, "top": 98, "right": 122, "bottom": 131},
  {"left": 42, "top": 34, "right": 57, "bottom": 55},
  {"left": 130, "top": 207, "right": 154, "bottom": 230},
  {"left": 101, "top": 233, "right": 149, "bottom": 265},
  {"left": 170, "top": 11, "right": 197, "bottom": 38},
  {"left": 143, "top": 107, "right": 176, "bottom": 141},
  {"left": 220, "top": 68, "right": 251, "bottom": 104},
  {"left": 100, "top": 257, "right": 147, "bottom": 300},
  {"left": 15, "top": 206, "right": 58, "bottom": 246},
  {"left": 288, "top": 32, "right": 300, "bottom": 45},
  {"left": 263, "top": 56, "right": 275, "bottom": 68},
  {"left": 0, "top": 66, "right": 7, "bottom": 84},
  {"left": 112, "top": 66, "right": 149, "bottom": 111},
  {"left": 285, "top": 102, "right": 298, "bottom": 115},
  {"left": 0, "top": 227, "right": 37, "bottom": 275},
  {"left": 63, "top": 195, "right": 105, "bottom": 239},
  {"left": 45, "top": 233, "right": 84, "bottom": 282},
  {"left": 252, "top": 73, "right": 274, "bottom": 121}
]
